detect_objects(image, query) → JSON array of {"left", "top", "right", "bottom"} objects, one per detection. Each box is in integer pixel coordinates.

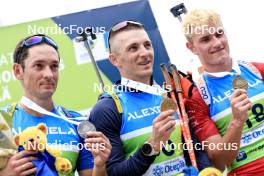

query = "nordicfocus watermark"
[
  {"left": 24, "top": 141, "right": 107, "bottom": 151},
  {"left": 183, "top": 24, "right": 224, "bottom": 35},
  {"left": 160, "top": 140, "right": 238, "bottom": 151},
  {"left": 93, "top": 83, "right": 173, "bottom": 93},
  {"left": 27, "top": 24, "right": 106, "bottom": 35}
]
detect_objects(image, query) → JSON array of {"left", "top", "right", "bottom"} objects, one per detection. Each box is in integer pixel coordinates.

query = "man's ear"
[
  {"left": 13, "top": 63, "right": 23, "bottom": 80},
  {"left": 186, "top": 42, "right": 198, "bottom": 55},
  {"left": 109, "top": 53, "right": 119, "bottom": 68}
]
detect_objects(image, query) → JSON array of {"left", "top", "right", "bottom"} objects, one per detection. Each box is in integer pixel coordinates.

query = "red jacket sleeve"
[
  {"left": 252, "top": 62, "right": 264, "bottom": 79},
  {"left": 185, "top": 87, "right": 219, "bottom": 142}
]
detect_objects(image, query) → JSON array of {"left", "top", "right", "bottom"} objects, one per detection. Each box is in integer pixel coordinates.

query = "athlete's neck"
[
  {"left": 205, "top": 58, "right": 233, "bottom": 73},
  {"left": 21, "top": 95, "right": 54, "bottom": 116},
  {"left": 124, "top": 76, "right": 151, "bottom": 85}
]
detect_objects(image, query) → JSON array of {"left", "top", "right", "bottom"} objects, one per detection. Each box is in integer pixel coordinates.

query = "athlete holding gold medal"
[
  {"left": 89, "top": 20, "right": 213, "bottom": 176},
  {"left": 183, "top": 9, "right": 264, "bottom": 175}
]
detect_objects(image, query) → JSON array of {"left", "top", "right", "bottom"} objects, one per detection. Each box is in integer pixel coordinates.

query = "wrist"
[
  {"left": 141, "top": 142, "right": 160, "bottom": 157},
  {"left": 93, "top": 164, "right": 107, "bottom": 175},
  {"left": 229, "top": 119, "right": 245, "bottom": 129},
  {"left": 147, "top": 137, "right": 160, "bottom": 151},
  {"left": 94, "top": 162, "right": 106, "bottom": 168}
]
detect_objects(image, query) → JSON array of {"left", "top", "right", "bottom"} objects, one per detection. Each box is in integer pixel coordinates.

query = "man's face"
[
  {"left": 15, "top": 44, "right": 59, "bottom": 100},
  {"left": 110, "top": 29, "right": 154, "bottom": 82},
  {"left": 187, "top": 24, "right": 231, "bottom": 71}
]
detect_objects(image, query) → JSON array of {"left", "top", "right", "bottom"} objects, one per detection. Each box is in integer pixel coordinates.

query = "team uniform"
[
  {"left": 186, "top": 61, "right": 264, "bottom": 175},
  {"left": 90, "top": 83, "right": 211, "bottom": 176},
  {"left": 1, "top": 104, "right": 94, "bottom": 176}
]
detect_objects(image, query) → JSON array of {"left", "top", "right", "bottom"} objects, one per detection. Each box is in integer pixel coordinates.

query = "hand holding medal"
[
  {"left": 78, "top": 121, "right": 112, "bottom": 168},
  {"left": 230, "top": 73, "right": 252, "bottom": 124},
  {"left": 160, "top": 97, "right": 177, "bottom": 112},
  {"left": 77, "top": 121, "right": 97, "bottom": 138},
  {"left": 232, "top": 75, "right": 248, "bottom": 91}
]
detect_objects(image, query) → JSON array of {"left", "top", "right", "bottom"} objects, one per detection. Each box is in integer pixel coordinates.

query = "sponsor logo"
[
  {"left": 199, "top": 86, "right": 209, "bottom": 100},
  {"left": 152, "top": 160, "right": 185, "bottom": 176},
  {"left": 153, "top": 166, "right": 163, "bottom": 176},
  {"left": 241, "top": 123, "right": 264, "bottom": 147},
  {"left": 236, "top": 151, "right": 247, "bottom": 162},
  {"left": 13, "top": 126, "right": 77, "bottom": 135},
  {"left": 248, "top": 143, "right": 264, "bottom": 154},
  {"left": 212, "top": 79, "right": 262, "bottom": 104},
  {"left": 128, "top": 106, "right": 160, "bottom": 121}
]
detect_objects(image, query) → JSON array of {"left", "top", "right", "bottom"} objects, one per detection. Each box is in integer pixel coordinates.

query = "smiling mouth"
[
  {"left": 138, "top": 61, "right": 151, "bottom": 65},
  {"left": 41, "top": 83, "right": 54, "bottom": 87},
  {"left": 211, "top": 48, "right": 224, "bottom": 54}
]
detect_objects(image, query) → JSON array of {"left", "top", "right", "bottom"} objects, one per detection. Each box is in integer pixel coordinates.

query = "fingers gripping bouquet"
[{"left": 0, "top": 111, "right": 16, "bottom": 169}]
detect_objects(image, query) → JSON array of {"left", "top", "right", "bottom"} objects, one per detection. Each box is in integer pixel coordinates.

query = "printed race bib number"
[{"left": 246, "top": 103, "right": 264, "bottom": 129}]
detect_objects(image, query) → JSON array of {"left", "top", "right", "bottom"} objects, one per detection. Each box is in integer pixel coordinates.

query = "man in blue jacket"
[{"left": 89, "top": 20, "right": 212, "bottom": 176}]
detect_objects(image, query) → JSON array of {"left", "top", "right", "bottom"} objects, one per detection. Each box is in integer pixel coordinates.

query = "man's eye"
[
  {"left": 51, "top": 64, "right": 59, "bottom": 71},
  {"left": 129, "top": 45, "right": 138, "bottom": 51},
  {"left": 200, "top": 36, "right": 210, "bottom": 43},
  {"left": 216, "top": 31, "right": 224, "bottom": 38},
  {"left": 144, "top": 42, "right": 152, "bottom": 49},
  {"left": 34, "top": 64, "right": 43, "bottom": 69}
]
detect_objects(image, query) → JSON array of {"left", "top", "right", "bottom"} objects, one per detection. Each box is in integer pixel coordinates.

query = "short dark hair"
[{"left": 13, "top": 34, "right": 59, "bottom": 68}]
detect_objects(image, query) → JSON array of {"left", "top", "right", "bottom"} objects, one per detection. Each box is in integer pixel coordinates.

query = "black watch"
[{"left": 141, "top": 142, "right": 160, "bottom": 156}]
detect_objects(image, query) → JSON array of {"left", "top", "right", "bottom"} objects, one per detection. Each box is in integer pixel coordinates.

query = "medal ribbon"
[
  {"left": 204, "top": 59, "right": 241, "bottom": 77},
  {"left": 121, "top": 77, "right": 167, "bottom": 95},
  {"left": 20, "top": 96, "right": 87, "bottom": 125}
]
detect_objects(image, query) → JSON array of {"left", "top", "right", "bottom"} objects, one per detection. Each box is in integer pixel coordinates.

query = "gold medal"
[
  {"left": 160, "top": 97, "right": 177, "bottom": 112},
  {"left": 232, "top": 76, "right": 248, "bottom": 90},
  {"left": 198, "top": 167, "right": 222, "bottom": 176}
]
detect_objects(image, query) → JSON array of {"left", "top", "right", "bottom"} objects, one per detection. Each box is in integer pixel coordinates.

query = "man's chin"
[
  {"left": 40, "top": 90, "right": 55, "bottom": 98},
  {"left": 138, "top": 70, "right": 152, "bottom": 78}
]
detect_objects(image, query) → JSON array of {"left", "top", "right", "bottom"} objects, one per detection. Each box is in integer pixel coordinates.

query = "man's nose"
[
  {"left": 43, "top": 66, "right": 54, "bottom": 78},
  {"left": 212, "top": 36, "right": 222, "bottom": 48},
  {"left": 139, "top": 46, "right": 149, "bottom": 57}
]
